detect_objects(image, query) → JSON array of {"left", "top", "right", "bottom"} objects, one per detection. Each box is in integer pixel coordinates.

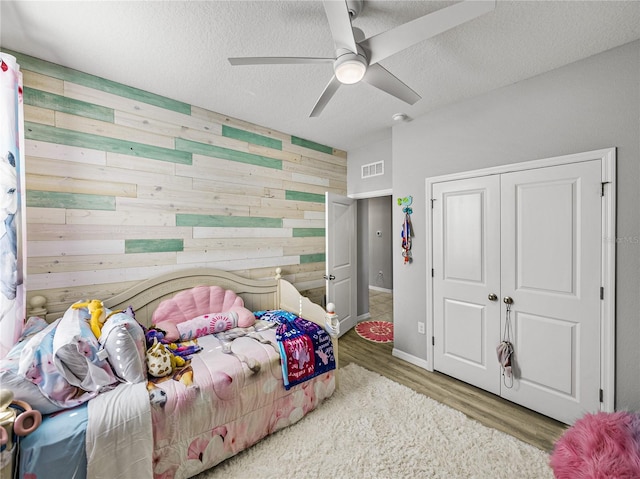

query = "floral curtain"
[{"left": 0, "top": 52, "right": 26, "bottom": 359}]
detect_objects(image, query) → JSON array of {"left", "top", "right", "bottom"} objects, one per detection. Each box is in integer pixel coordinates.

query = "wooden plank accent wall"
[{"left": 8, "top": 50, "right": 346, "bottom": 313}]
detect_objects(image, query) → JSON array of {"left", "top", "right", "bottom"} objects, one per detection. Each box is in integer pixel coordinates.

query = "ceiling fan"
[{"left": 228, "top": 0, "right": 495, "bottom": 117}]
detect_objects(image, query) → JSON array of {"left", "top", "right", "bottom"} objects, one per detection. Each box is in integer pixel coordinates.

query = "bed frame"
[{"left": 27, "top": 267, "right": 339, "bottom": 356}]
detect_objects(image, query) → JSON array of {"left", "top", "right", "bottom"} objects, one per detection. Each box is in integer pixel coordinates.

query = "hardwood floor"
[{"left": 339, "top": 290, "right": 567, "bottom": 453}]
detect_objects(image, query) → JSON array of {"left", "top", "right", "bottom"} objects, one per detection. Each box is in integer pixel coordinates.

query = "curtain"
[{"left": 0, "top": 52, "right": 26, "bottom": 359}]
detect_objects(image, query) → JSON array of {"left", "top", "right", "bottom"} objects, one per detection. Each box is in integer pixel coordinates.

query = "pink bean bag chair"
[
  {"left": 550, "top": 411, "right": 640, "bottom": 479},
  {"left": 151, "top": 285, "right": 255, "bottom": 342}
]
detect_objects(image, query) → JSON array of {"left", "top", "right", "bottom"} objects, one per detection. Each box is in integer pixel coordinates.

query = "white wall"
[
  {"left": 347, "top": 135, "right": 392, "bottom": 197},
  {"left": 392, "top": 40, "right": 640, "bottom": 410}
]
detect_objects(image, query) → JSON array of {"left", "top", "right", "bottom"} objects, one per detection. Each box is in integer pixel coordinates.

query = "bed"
[{"left": 1, "top": 268, "right": 338, "bottom": 479}]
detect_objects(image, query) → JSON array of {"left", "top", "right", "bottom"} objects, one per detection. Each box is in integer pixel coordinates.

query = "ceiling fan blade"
[
  {"left": 323, "top": 0, "right": 358, "bottom": 53},
  {"left": 229, "top": 57, "right": 334, "bottom": 66},
  {"left": 360, "top": 0, "right": 496, "bottom": 65},
  {"left": 310, "top": 75, "right": 342, "bottom": 117},
  {"left": 362, "top": 63, "right": 420, "bottom": 105}
]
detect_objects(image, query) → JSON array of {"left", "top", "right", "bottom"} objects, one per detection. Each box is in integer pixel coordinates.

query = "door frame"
[{"left": 425, "top": 148, "right": 616, "bottom": 413}]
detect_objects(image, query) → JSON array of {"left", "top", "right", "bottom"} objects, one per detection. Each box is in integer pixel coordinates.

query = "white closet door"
[
  {"left": 499, "top": 160, "right": 602, "bottom": 424},
  {"left": 433, "top": 175, "right": 501, "bottom": 395}
]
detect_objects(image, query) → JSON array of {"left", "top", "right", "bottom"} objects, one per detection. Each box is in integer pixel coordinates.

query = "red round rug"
[{"left": 355, "top": 321, "right": 393, "bottom": 343}]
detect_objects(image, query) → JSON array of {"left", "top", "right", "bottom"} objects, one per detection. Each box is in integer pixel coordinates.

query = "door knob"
[
  {"left": 488, "top": 293, "right": 498, "bottom": 301},
  {"left": 503, "top": 296, "right": 513, "bottom": 305},
  {"left": 323, "top": 274, "right": 336, "bottom": 281}
]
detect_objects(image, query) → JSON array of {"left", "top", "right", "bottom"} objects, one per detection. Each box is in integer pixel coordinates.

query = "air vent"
[{"left": 361, "top": 161, "right": 384, "bottom": 179}]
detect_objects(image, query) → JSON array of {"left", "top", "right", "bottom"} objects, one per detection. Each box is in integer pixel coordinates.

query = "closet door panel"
[
  {"left": 500, "top": 160, "right": 602, "bottom": 424},
  {"left": 433, "top": 175, "right": 501, "bottom": 395}
]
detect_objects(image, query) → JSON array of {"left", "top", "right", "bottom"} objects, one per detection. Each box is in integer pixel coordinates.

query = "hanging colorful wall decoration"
[{"left": 398, "top": 196, "right": 413, "bottom": 265}]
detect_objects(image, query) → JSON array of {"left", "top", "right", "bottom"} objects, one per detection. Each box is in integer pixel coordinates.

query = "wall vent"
[{"left": 361, "top": 161, "right": 384, "bottom": 179}]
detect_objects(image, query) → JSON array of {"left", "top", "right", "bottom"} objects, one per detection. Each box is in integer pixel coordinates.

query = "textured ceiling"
[{"left": 2, "top": 1, "right": 639, "bottom": 153}]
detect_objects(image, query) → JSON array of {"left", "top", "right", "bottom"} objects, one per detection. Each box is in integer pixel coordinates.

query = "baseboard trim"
[
  {"left": 369, "top": 286, "right": 393, "bottom": 294},
  {"left": 392, "top": 348, "right": 429, "bottom": 370},
  {"left": 357, "top": 312, "right": 372, "bottom": 321}
]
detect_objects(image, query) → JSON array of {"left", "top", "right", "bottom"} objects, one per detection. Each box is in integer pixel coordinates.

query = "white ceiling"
[{"left": 2, "top": 1, "right": 639, "bottom": 153}]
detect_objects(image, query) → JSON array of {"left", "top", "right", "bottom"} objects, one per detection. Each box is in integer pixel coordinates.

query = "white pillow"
[
  {"left": 52, "top": 305, "right": 117, "bottom": 391},
  {"left": 99, "top": 310, "right": 146, "bottom": 384},
  {"left": 175, "top": 311, "right": 238, "bottom": 341}
]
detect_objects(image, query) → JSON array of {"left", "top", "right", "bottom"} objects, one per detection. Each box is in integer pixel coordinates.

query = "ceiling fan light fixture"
[{"left": 334, "top": 52, "right": 367, "bottom": 84}]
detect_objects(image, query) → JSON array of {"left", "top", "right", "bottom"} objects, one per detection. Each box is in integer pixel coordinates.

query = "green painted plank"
[
  {"left": 6, "top": 49, "right": 191, "bottom": 115},
  {"left": 285, "top": 190, "right": 325, "bottom": 203},
  {"left": 300, "top": 253, "right": 326, "bottom": 264},
  {"left": 27, "top": 190, "right": 116, "bottom": 210},
  {"left": 176, "top": 214, "right": 283, "bottom": 228},
  {"left": 25, "top": 122, "right": 192, "bottom": 165},
  {"left": 125, "top": 239, "right": 184, "bottom": 254},
  {"left": 222, "top": 125, "right": 282, "bottom": 151},
  {"left": 24, "top": 87, "right": 114, "bottom": 122},
  {"left": 291, "top": 136, "right": 333, "bottom": 155},
  {"left": 292, "top": 228, "right": 325, "bottom": 238},
  {"left": 175, "top": 138, "right": 282, "bottom": 170}
]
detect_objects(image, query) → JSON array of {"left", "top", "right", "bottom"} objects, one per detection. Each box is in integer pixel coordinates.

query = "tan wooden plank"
[
  {"left": 136, "top": 184, "right": 261, "bottom": 208},
  {"left": 66, "top": 208, "right": 176, "bottom": 227},
  {"left": 64, "top": 82, "right": 216, "bottom": 133},
  {"left": 192, "top": 177, "right": 285, "bottom": 200},
  {"left": 107, "top": 152, "right": 176, "bottom": 175},
  {"left": 304, "top": 211, "right": 326, "bottom": 220},
  {"left": 283, "top": 142, "right": 348, "bottom": 166},
  {"left": 249, "top": 206, "right": 306, "bottom": 219},
  {"left": 289, "top": 172, "right": 330, "bottom": 187},
  {"left": 190, "top": 153, "right": 290, "bottom": 180},
  {"left": 259, "top": 197, "right": 325, "bottom": 212},
  {"left": 28, "top": 157, "right": 190, "bottom": 190},
  {"left": 26, "top": 207, "right": 66, "bottom": 224},
  {"left": 55, "top": 111, "right": 174, "bottom": 149},
  {"left": 248, "top": 144, "right": 301, "bottom": 163},
  {"left": 192, "top": 227, "right": 292, "bottom": 239},
  {"left": 190, "top": 107, "right": 290, "bottom": 143},
  {"left": 27, "top": 239, "right": 124, "bottom": 257},
  {"left": 283, "top": 180, "right": 342, "bottom": 196},
  {"left": 27, "top": 279, "right": 140, "bottom": 313},
  {"left": 27, "top": 140, "right": 106, "bottom": 165},
  {"left": 27, "top": 264, "right": 181, "bottom": 291},
  {"left": 24, "top": 104, "right": 55, "bottom": 125},
  {"left": 114, "top": 110, "right": 226, "bottom": 144},
  {"left": 23, "top": 71, "right": 64, "bottom": 95},
  {"left": 282, "top": 218, "right": 325, "bottom": 229},
  {"left": 28, "top": 252, "right": 177, "bottom": 274},
  {"left": 298, "top": 154, "right": 347, "bottom": 173},
  {"left": 27, "top": 224, "right": 192, "bottom": 241},
  {"left": 116, "top": 196, "right": 251, "bottom": 217},
  {"left": 27, "top": 173, "right": 136, "bottom": 198},
  {"left": 282, "top": 160, "right": 346, "bottom": 182}
]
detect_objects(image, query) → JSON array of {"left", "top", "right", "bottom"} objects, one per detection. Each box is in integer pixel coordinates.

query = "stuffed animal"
[{"left": 72, "top": 299, "right": 106, "bottom": 338}]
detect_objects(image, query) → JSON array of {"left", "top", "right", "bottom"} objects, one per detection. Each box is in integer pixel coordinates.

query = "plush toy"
[
  {"left": 72, "top": 299, "right": 106, "bottom": 338},
  {"left": 144, "top": 327, "right": 200, "bottom": 387}
]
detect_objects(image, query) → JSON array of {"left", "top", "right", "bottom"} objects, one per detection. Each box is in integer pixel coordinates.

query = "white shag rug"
[{"left": 194, "top": 363, "right": 554, "bottom": 479}]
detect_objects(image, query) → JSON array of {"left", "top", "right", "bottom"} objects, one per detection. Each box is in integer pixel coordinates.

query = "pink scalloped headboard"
[{"left": 151, "top": 285, "right": 255, "bottom": 340}]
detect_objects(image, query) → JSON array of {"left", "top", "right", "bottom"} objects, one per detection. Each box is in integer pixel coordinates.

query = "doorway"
[{"left": 359, "top": 196, "right": 393, "bottom": 326}]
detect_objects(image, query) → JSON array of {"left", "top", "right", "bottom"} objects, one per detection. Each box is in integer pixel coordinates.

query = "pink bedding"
[{"left": 149, "top": 331, "right": 335, "bottom": 479}]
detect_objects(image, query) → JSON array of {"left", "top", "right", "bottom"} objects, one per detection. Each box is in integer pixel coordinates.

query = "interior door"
[
  {"left": 499, "top": 160, "right": 602, "bottom": 424},
  {"left": 432, "top": 159, "right": 603, "bottom": 425},
  {"left": 325, "top": 192, "right": 357, "bottom": 336},
  {"left": 432, "top": 175, "right": 501, "bottom": 395}
]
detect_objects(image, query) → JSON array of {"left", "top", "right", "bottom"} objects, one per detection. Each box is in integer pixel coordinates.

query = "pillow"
[
  {"left": 52, "top": 303, "right": 117, "bottom": 392},
  {"left": 175, "top": 311, "right": 238, "bottom": 341},
  {"left": 152, "top": 286, "right": 255, "bottom": 342},
  {"left": 0, "top": 317, "right": 60, "bottom": 414},
  {"left": 98, "top": 309, "right": 146, "bottom": 384},
  {"left": 15, "top": 317, "right": 98, "bottom": 411}
]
